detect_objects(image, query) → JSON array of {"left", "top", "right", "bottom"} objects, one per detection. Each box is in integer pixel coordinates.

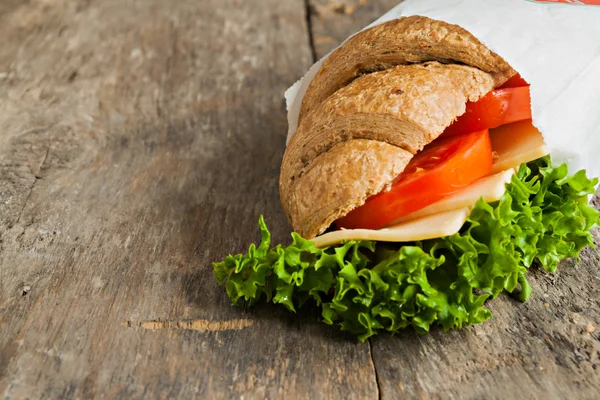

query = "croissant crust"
[{"left": 280, "top": 16, "right": 515, "bottom": 238}]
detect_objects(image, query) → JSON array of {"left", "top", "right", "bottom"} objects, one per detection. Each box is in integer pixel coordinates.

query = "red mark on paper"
[{"left": 531, "top": 0, "right": 600, "bottom": 4}]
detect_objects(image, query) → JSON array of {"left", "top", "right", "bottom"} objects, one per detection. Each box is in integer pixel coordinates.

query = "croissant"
[{"left": 280, "top": 16, "right": 516, "bottom": 239}]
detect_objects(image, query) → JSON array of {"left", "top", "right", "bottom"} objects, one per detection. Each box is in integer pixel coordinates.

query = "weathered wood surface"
[
  {"left": 0, "top": 1, "right": 379, "bottom": 398},
  {"left": 0, "top": 0, "right": 598, "bottom": 399}
]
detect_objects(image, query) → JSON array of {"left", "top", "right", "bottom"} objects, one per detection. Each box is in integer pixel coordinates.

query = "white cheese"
[
  {"left": 390, "top": 168, "right": 515, "bottom": 224},
  {"left": 312, "top": 208, "right": 470, "bottom": 248},
  {"left": 490, "top": 120, "right": 549, "bottom": 174}
]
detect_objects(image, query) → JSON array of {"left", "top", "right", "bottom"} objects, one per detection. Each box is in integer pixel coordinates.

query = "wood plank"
[
  {"left": 307, "top": 1, "right": 600, "bottom": 398},
  {"left": 0, "top": 0, "right": 378, "bottom": 398}
]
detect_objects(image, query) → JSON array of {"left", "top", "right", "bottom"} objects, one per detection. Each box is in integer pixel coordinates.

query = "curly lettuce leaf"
[{"left": 213, "top": 157, "right": 599, "bottom": 341}]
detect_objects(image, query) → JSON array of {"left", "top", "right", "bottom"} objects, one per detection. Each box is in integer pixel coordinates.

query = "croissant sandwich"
[{"left": 214, "top": 16, "right": 599, "bottom": 340}]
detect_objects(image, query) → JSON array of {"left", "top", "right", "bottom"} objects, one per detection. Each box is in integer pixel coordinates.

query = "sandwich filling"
[{"left": 315, "top": 77, "right": 549, "bottom": 246}]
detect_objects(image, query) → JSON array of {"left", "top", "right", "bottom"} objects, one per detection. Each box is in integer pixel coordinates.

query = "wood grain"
[{"left": 0, "top": 0, "right": 378, "bottom": 398}]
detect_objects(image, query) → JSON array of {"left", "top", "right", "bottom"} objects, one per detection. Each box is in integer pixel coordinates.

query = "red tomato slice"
[
  {"left": 499, "top": 73, "right": 529, "bottom": 89},
  {"left": 336, "top": 129, "right": 493, "bottom": 230},
  {"left": 443, "top": 86, "right": 531, "bottom": 137}
]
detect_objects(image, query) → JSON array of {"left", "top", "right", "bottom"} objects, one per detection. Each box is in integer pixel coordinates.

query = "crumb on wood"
[
  {"left": 315, "top": 35, "right": 338, "bottom": 45},
  {"left": 21, "top": 284, "right": 31, "bottom": 296},
  {"left": 343, "top": 4, "right": 357, "bottom": 15},
  {"left": 324, "top": 0, "right": 368, "bottom": 16}
]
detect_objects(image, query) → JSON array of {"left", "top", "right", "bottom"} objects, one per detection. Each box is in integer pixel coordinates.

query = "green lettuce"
[{"left": 213, "top": 157, "right": 599, "bottom": 341}]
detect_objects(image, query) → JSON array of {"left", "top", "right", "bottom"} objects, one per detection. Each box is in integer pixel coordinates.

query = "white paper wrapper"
[{"left": 285, "top": 0, "right": 600, "bottom": 178}]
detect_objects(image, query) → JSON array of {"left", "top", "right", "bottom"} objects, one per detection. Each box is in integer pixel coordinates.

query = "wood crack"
[
  {"left": 303, "top": 0, "right": 317, "bottom": 62},
  {"left": 15, "top": 146, "right": 50, "bottom": 224},
  {"left": 123, "top": 319, "right": 254, "bottom": 333},
  {"left": 368, "top": 338, "right": 382, "bottom": 400}
]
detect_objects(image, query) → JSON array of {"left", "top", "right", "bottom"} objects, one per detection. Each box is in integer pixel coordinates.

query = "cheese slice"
[
  {"left": 390, "top": 168, "right": 515, "bottom": 224},
  {"left": 312, "top": 208, "right": 469, "bottom": 248},
  {"left": 490, "top": 120, "right": 549, "bottom": 174}
]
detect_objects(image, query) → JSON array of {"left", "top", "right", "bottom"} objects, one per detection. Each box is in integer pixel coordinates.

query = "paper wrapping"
[{"left": 285, "top": 0, "right": 600, "bottom": 179}]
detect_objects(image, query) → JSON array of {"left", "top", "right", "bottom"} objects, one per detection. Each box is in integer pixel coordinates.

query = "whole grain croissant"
[{"left": 280, "top": 16, "right": 516, "bottom": 239}]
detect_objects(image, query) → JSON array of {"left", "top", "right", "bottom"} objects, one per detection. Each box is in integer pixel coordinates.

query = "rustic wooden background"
[{"left": 0, "top": 0, "right": 598, "bottom": 398}]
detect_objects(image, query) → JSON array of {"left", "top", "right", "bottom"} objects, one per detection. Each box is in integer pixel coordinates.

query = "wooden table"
[{"left": 1, "top": 0, "right": 598, "bottom": 398}]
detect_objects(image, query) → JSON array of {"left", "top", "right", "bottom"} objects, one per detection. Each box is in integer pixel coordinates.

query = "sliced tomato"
[
  {"left": 443, "top": 86, "right": 531, "bottom": 137},
  {"left": 336, "top": 129, "right": 493, "bottom": 230},
  {"left": 499, "top": 73, "right": 529, "bottom": 89}
]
